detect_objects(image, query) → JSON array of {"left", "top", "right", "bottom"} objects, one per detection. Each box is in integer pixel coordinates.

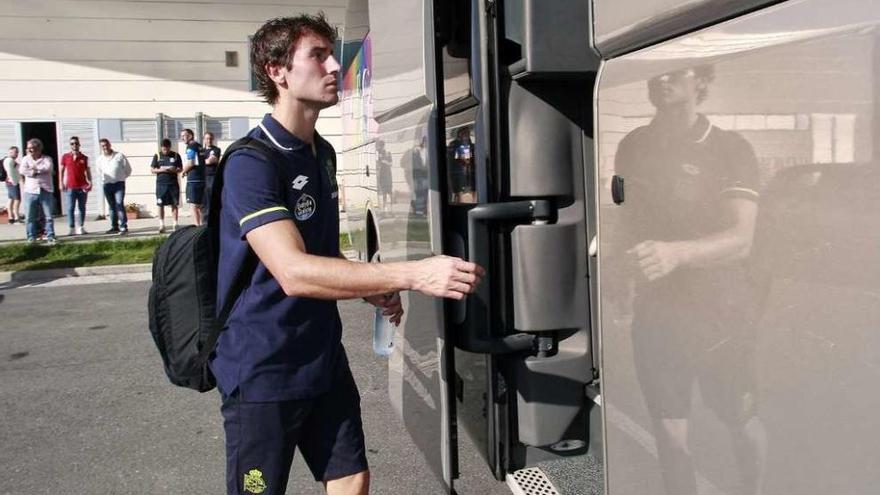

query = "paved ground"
[
  {"left": 0, "top": 280, "right": 510, "bottom": 495},
  {"left": 0, "top": 214, "right": 195, "bottom": 244}
]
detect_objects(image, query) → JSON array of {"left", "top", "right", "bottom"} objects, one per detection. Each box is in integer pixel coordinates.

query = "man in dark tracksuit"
[{"left": 211, "top": 14, "right": 485, "bottom": 495}]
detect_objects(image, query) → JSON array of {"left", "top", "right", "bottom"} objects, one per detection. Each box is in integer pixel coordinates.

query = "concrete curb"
[{"left": 0, "top": 263, "right": 152, "bottom": 285}]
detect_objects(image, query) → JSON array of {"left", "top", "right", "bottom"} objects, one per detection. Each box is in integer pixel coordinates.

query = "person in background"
[
  {"left": 19, "top": 138, "right": 56, "bottom": 244},
  {"left": 96, "top": 138, "right": 132, "bottom": 235},
  {"left": 201, "top": 131, "right": 222, "bottom": 219},
  {"left": 151, "top": 138, "right": 182, "bottom": 234},
  {"left": 3, "top": 146, "right": 22, "bottom": 224},
  {"left": 180, "top": 128, "right": 205, "bottom": 226},
  {"left": 59, "top": 136, "right": 92, "bottom": 235}
]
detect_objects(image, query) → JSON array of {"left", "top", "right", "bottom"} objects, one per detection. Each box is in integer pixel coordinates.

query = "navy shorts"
[
  {"left": 155, "top": 184, "right": 179, "bottom": 207},
  {"left": 221, "top": 363, "right": 368, "bottom": 495},
  {"left": 186, "top": 182, "right": 205, "bottom": 205}
]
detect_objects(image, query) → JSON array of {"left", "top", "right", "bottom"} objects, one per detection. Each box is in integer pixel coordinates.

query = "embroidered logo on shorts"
[
  {"left": 243, "top": 469, "right": 267, "bottom": 494},
  {"left": 292, "top": 175, "right": 310, "bottom": 190},
  {"left": 295, "top": 193, "right": 317, "bottom": 221}
]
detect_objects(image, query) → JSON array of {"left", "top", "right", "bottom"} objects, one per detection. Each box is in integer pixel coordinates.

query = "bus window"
[{"left": 445, "top": 124, "right": 476, "bottom": 204}]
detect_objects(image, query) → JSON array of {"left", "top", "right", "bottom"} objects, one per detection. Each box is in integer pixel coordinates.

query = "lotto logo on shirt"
[{"left": 294, "top": 194, "right": 316, "bottom": 221}]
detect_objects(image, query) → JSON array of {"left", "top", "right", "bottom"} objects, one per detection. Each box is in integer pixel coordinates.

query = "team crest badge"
[
  {"left": 295, "top": 193, "right": 317, "bottom": 221},
  {"left": 243, "top": 469, "right": 267, "bottom": 494}
]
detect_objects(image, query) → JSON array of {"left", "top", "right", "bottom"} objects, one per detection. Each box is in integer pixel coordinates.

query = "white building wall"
[{"left": 0, "top": 0, "right": 346, "bottom": 216}]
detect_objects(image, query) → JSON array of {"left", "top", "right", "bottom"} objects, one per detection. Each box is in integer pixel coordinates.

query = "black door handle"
[
  {"left": 456, "top": 200, "right": 552, "bottom": 354},
  {"left": 611, "top": 175, "right": 624, "bottom": 205}
]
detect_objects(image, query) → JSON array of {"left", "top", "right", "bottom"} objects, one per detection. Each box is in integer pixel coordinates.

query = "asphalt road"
[{"left": 0, "top": 280, "right": 509, "bottom": 495}]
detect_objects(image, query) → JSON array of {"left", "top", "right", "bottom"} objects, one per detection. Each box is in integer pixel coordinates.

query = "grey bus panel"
[
  {"left": 504, "top": 0, "right": 598, "bottom": 78},
  {"left": 592, "top": 0, "right": 781, "bottom": 57}
]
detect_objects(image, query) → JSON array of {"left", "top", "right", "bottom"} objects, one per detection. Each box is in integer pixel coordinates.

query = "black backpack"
[
  {"left": 0, "top": 159, "right": 7, "bottom": 183},
  {"left": 147, "top": 137, "right": 284, "bottom": 392}
]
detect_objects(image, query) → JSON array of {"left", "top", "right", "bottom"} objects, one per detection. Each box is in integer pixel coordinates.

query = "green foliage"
[
  {"left": 0, "top": 237, "right": 166, "bottom": 272},
  {"left": 0, "top": 233, "right": 357, "bottom": 272}
]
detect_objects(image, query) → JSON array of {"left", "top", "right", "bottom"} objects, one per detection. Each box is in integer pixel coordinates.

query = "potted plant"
[{"left": 125, "top": 202, "right": 140, "bottom": 220}]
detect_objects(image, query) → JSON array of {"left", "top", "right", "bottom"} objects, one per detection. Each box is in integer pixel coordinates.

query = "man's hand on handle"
[{"left": 412, "top": 255, "right": 485, "bottom": 300}]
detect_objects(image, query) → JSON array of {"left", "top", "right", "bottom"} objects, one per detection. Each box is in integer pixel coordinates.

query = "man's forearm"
[
  {"left": 277, "top": 253, "right": 413, "bottom": 300},
  {"left": 248, "top": 219, "right": 481, "bottom": 301},
  {"left": 674, "top": 229, "right": 753, "bottom": 269}
]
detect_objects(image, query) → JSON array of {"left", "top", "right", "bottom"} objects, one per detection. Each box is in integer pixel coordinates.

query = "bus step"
[{"left": 506, "top": 467, "right": 561, "bottom": 495}]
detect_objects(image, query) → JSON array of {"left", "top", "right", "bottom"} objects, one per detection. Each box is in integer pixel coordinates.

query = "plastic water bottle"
[{"left": 372, "top": 298, "right": 396, "bottom": 357}]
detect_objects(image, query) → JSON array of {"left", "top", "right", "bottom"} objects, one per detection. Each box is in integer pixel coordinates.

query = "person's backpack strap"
[{"left": 195, "top": 136, "right": 288, "bottom": 366}]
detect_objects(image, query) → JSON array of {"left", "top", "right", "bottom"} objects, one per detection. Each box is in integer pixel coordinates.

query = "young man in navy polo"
[{"left": 212, "top": 14, "right": 484, "bottom": 495}]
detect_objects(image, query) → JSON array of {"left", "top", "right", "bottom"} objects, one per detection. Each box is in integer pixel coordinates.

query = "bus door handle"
[{"left": 457, "top": 200, "right": 553, "bottom": 354}]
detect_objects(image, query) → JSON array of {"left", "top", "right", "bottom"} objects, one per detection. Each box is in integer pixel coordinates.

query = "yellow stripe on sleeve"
[{"left": 239, "top": 206, "right": 289, "bottom": 226}]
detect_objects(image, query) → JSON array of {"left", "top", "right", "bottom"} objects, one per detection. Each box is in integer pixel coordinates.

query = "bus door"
[{"left": 436, "top": 1, "right": 602, "bottom": 491}]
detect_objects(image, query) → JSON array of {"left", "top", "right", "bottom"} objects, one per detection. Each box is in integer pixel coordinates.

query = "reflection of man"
[
  {"left": 403, "top": 136, "right": 428, "bottom": 215},
  {"left": 151, "top": 139, "right": 181, "bottom": 233},
  {"left": 447, "top": 126, "right": 474, "bottom": 203},
  {"left": 375, "top": 139, "right": 392, "bottom": 208},
  {"left": 615, "top": 66, "right": 766, "bottom": 495}
]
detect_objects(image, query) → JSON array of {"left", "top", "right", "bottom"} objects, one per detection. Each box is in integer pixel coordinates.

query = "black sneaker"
[
  {"left": 104, "top": 227, "right": 119, "bottom": 234},
  {"left": 119, "top": 227, "right": 129, "bottom": 235}
]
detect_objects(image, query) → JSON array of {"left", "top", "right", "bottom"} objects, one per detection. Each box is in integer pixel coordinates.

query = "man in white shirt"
[
  {"left": 96, "top": 138, "right": 132, "bottom": 234},
  {"left": 3, "top": 146, "right": 22, "bottom": 224}
]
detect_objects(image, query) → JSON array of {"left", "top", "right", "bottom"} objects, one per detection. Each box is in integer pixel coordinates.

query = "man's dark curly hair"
[{"left": 250, "top": 13, "right": 338, "bottom": 105}]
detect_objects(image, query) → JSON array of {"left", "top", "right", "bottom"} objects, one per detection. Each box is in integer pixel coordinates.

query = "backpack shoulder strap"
[
  {"left": 197, "top": 136, "right": 288, "bottom": 367},
  {"left": 207, "top": 136, "right": 286, "bottom": 229}
]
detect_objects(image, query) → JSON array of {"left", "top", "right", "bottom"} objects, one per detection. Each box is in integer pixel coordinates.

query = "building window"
[
  {"left": 205, "top": 118, "right": 232, "bottom": 140},
  {"left": 225, "top": 51, "right": 239, "bottom": 67},
  {"left": 121, "top": 120, "right": 158, "bottom": 142},
  {"left": 163, "top": 118, "right": 197, "bottom": 140}
]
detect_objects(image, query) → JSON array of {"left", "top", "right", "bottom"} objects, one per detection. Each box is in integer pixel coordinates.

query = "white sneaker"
[
  {"left": 76, "top": 227, "right": 86, "bottom": 235},
  {"left": 68, "top": 228, "right": 76, "bottom": 236}
]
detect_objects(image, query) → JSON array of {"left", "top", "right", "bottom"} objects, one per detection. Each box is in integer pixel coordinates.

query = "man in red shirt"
[{"left": 59, "top": 136, "right": 92, "bottom": 235}]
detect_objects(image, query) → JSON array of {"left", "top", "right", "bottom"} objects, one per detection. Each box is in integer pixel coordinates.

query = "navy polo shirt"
[
  {"left": 151, "top": 151, "right": 181, "bottom": 187},
  {"left": 185, "top": 141, "right": 205, "bottom": 183},
  {"left": 210, "top": 114, "right": 343, "bottom": 402}
]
